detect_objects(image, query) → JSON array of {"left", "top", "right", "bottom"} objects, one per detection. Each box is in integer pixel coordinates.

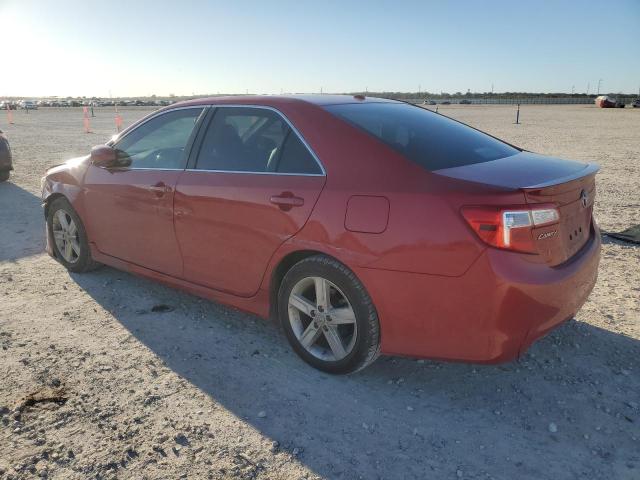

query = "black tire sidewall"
[
  {"left": 47, "top": 198, "right": 94, "bottom": 273},
  {"left": 278, "top": 256, "right": 379, "bottom": 374}
]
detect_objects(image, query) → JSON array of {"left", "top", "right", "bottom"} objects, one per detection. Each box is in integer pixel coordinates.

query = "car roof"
[{"left": 173, "top": 94, "right": 401, "bottom": 109}]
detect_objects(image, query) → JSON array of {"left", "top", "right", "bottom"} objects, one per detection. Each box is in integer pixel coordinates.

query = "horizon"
[
  {"left": 1, "top": 0, "right": 639, "bottom": 97},
  {"left": 3, "top": 90, "right": 640, "bottom": 101}
]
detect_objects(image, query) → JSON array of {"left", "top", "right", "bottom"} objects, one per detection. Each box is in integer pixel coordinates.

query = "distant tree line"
[{"left": 349, "top": 91, "right": 636, "bottom": 100}]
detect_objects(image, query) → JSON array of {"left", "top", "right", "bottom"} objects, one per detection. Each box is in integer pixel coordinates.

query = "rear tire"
[
  {"left": 0, "top": 171, "right": 9, "bottom": 182},
  {"left": 278, "top": 255, "right": 380, "bottom": 374},
  {"left": 47, "top": 197, "right": 101, "bottom": 273}
]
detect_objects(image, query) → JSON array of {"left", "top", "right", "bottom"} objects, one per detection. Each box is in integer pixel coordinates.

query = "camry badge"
[
  {"left": 538, "top": 230, "right": 557, "bottom": 240},
  {"left": 580, "top": 189, "right": 588, "bottom": 208}
]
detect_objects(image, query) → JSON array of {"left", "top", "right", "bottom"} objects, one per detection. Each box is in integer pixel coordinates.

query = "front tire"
[
  {"left": 0, "top": 171, "right": 9, "bottom": 182},
  {"left": 47, "top": 197, "right": 100, "bottom": 273},
  {"left": 278, "top": 255, "right": 380, "bottom": 374}
]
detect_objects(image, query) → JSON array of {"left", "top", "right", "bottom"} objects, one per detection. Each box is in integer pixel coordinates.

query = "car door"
[
  {"left": 83, "top": 106, "right": 205, "bottom": 277},
  {"left": 174, "top": 106, "right": 326, "bottom": 297}
]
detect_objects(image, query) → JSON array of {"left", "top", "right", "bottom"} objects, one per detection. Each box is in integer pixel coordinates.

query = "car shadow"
[
  {"left": 602, "top": 232, "right": 640, "bottom": 248},
  {"left": 70, "top": 266, "right": 640, "bottom": 480},
  {"left": 0, "top": 182, "right": 45, "bottom": 262}
]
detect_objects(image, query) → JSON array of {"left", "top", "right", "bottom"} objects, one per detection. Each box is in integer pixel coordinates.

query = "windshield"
[{"left": 324, "top": 102, "right": 519, "bottom": 170}]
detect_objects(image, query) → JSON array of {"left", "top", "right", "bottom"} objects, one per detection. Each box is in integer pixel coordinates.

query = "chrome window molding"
[
  {"left": 98, "top": 166, "right": 323, "bottom": 177},
  {"left": 184, "top": 168, "right": 324, "bottom": 177},
  {"left": 195, "top": 104, "right": 326, "bottom": 177},
  {"left": 96, "top": 167, "right": 186, "bottom": 172}
]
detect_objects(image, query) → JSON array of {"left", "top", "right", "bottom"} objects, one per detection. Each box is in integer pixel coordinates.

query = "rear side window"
[
  {"left": 274, "top": 132, "right": 322, "bottom": 174},
  {"left": 196, "top": 107, "right": 287, "bottom": 172},
  {"left": 195, "top": 107, "right": 322, "bottom": 174},
  {"left": 324, "top": 103, "right": 519, "bottom": 170}
]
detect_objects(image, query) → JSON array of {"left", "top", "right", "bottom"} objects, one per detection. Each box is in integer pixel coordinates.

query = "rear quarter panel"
[{"left": 269, "top": 103, "right": 524, "bottom": 277}]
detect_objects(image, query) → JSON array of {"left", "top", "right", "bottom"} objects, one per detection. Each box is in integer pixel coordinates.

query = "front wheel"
[
  {"left": 278, "top": 255, "right": 380, "bottom": 374},
  {"left": 47, "top": 197, "right": 101, "bottom": 273}
]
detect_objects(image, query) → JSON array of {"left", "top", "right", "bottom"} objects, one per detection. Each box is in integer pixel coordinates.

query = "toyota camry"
[{"left": 41, "top": 95, "right": 600, "bottom": 373}]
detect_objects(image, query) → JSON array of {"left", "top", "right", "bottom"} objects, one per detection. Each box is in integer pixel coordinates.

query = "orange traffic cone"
[{"left": 83, "top": 106, "right": 91, "bottom": 133}]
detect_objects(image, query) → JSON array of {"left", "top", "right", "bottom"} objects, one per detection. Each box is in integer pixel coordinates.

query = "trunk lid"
[
  {"left": 434, "top": 151, "right": 599, "bottom": 266},
  {"left": 432, "top": 151, "right": 599, "bottom": 190},
  {"left": 523, "top": 173, "right": 596, "bottom": 266}
]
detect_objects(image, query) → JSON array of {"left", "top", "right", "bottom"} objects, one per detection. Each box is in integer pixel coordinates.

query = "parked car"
[
  {"left": 459, "top": 99, "right": 472, "bottom": 104},
  {"left": 0, "top": 129, "right": 13, "bottom": 182},
  {"left": 41, "top": 95, "right": 601, "bottom": 373},
  {"left": 422, "top": 100, "right": 436, "bottom": 106},
  {"left": 0, "top": 101, "right": 16, "bottom": 110},
  {"left": 595, "top": 95, "right": 618, "bottom": 108},
  {"left": 19, "top": 100, "right": 38, "bottom": 110},
  {"left": 632, "top": 99, "right": 640, "bottom": 108},
  {"left": 441, "top": 100, "right": 451, "bottom": 105}
]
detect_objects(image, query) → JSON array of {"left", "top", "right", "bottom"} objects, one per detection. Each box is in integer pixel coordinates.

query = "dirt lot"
[{"left": 1, "top": 104, "right": 638, "bottom": 480}]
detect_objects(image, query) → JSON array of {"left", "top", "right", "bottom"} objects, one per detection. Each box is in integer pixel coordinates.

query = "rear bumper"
[{"left": 355, "top": 227, "right": 601, "bottom": 363}]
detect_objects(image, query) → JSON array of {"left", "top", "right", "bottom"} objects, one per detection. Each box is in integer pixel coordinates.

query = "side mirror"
[{"left": 90, "top": 145, "right": 118, "bottom": 168}]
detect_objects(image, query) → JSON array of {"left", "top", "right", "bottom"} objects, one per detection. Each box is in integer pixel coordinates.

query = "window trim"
[
  {"left": 187, "top": 104, "right": 326, "bottom": 177},
  {"left": 105, "top": 105, "right": 208, "bottom": 172}
]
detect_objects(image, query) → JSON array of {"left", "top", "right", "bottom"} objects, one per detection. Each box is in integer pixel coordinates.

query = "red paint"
[
  {"left": 173, "top": 171, "right": 325, "bottom": 297},
  {"left": 42, "top": 95, "right": 601, "bottom": 364},
  {"left": 83, "top": 167, "right": 184, "bottom": 277}
]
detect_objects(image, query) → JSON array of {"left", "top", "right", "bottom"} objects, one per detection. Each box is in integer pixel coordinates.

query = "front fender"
[{"left": 41, "top": 156, "right": 90, "bottom": 216}]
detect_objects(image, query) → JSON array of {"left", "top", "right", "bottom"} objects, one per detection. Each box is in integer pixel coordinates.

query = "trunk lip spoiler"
[{"left": 521, "top": 163, "right": 600, "bottom": 189}]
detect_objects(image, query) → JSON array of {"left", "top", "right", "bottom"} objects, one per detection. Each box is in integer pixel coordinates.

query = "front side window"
[
  {"left": 324, "top": 103, "right": 519, "bottom": 170},
  {"left": 195, "top": 107, "right": 322, "bottom": 174},
  {"left": 113, "top": 108, "right": 203, "bottom": 169}
]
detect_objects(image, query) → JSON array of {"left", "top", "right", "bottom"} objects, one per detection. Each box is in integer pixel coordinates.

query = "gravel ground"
[{"left": 0, "top": 104, "right": 638, "bottom": 480}]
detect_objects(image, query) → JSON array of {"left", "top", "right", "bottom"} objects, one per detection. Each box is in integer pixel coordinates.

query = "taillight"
[{"left": 461, "top": 206, "right": 559, "bottom": 253}]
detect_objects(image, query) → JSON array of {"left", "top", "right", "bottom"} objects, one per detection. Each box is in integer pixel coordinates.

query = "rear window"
[{"left": 324, "top": 103, "right": 519, "bottom": 170}]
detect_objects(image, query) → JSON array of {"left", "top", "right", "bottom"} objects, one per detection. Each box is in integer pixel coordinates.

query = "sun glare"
[{"left": 1, "top": 6, "right": 74, "bottom": 96}]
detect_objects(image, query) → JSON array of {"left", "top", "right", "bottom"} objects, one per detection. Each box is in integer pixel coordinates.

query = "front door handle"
[
  {"left": 148, "top": 182, "right": 169, "bottom": 197},
  {"left": 270, "top": 192, "right": 304, "bottom": 211}
]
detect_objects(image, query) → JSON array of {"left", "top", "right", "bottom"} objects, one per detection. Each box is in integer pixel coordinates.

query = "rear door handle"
[{"left": 270, "top": 192, "right": 304, "bottom": 210}]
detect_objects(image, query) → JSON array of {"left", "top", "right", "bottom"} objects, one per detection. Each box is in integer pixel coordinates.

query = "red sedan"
[{"left": 41, "top": 95, "right": 600, "bottom": 373}]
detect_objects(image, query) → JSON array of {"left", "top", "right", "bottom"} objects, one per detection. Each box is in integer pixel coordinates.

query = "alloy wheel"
[
  {"left": 52, "top": 209, "right": 81, "bottom": 264},
  {"left": 287, "top": 276, "right": 357, "bottom": 361}
]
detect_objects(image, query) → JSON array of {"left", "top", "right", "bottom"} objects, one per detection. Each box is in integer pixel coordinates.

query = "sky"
[{"left": 1, "top": 0, "right": 639, "bottom": 97}]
